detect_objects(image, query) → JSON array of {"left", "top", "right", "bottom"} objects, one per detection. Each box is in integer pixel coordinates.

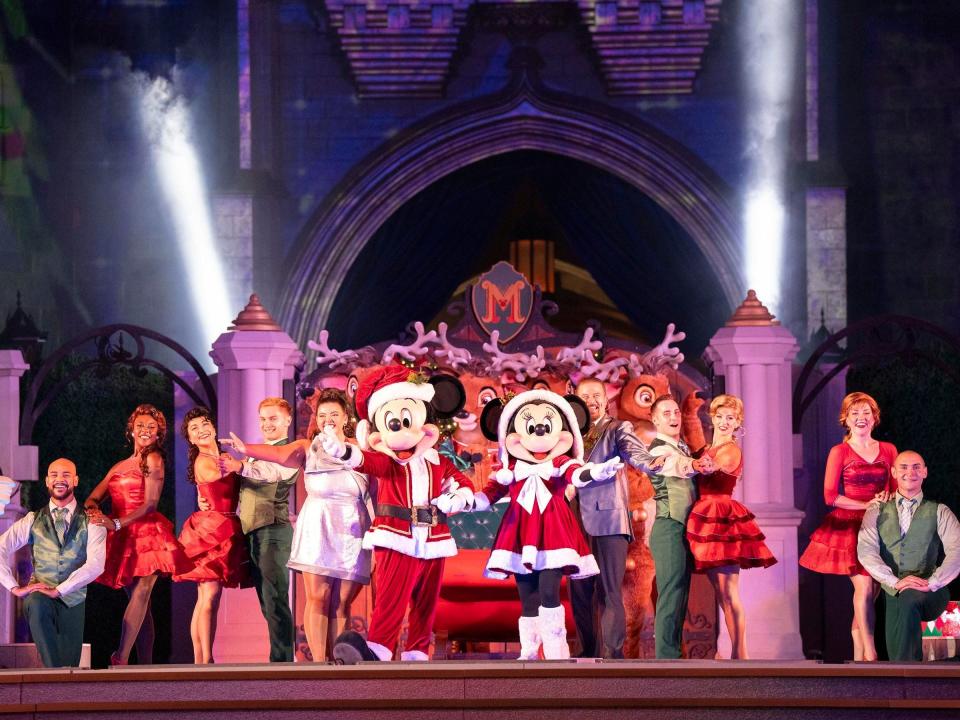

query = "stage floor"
[{"left": 3, "top": 660, "right": 960, "bottom": 719}]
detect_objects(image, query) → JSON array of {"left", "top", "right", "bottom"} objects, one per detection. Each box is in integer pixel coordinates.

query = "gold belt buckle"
[{"left": 410, "top": 505, "right": 436, "bottom": 527}]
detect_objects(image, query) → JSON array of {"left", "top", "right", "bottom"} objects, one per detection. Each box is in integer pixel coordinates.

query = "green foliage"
[
  {"left": 847, "top": 350, "right": 960, "bottom": 515},
  {"left": 23, "top": 352, "right": 177, "bottom": 517}
]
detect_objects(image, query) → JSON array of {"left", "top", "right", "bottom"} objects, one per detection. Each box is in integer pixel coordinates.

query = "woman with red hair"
[
  {"left": 85, "top": 404, "right": 190, "bottom": 665},
  {"left": 799, "top": 392, "right": 897, "bottom": 661}
]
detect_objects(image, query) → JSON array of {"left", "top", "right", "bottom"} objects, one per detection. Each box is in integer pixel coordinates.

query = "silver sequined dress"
[{"left": 287, "top": 439, "right": 374, "bottom": 583}]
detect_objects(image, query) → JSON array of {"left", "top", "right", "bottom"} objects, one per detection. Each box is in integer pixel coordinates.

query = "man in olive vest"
[
  {"left": 646, "top": 395, "right": 713, "bottom": 659},
  {"left": 214, "top": 397, "right": 299, "bottom": 661},
  {"left": 240, "top": 397, "right": 299, "bottom": 662},
  {"left": 0, "top": 458, "right": 106, "bottom": 667},
  {"left": 858, "top": 450, "right": 960, "bottom": 661}
]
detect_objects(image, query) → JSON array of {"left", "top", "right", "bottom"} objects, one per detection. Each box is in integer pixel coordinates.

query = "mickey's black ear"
[
  {"left": 565, "top": 395, "right": 591, "bottom": 435},
  {"left": 429, "top": 374, "right": 466, "bottom": 417},
  {"left": 479, "top": 399, "right": 505, "bottom": 441}
]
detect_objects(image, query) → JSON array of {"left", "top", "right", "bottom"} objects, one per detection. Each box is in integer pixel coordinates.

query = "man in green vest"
[
  {"left": 858, "top": 450, "right": 960, "bottom": 661},
  {"left": 0, "top": 458, "right": 107, "bottom": 667},
  {"left": 213, "top": 397, "right": 298, "bottom": 661},
  {"left": 646, "top": 395, "right": 714, "bottom": 659}
]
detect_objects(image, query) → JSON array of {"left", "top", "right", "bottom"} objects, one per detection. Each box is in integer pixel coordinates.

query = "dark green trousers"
[
  {"left": 249, "top": 522, "right": 294, "bottom": 662},
  {"left": 884, "top": 586, "right": 950, "bottom": 661},
  {"left": 649, "top": 517, "right": 691, "bottom": 659},
  {"left": 23, "top": 593, "right": 85, "bottom": 667}
]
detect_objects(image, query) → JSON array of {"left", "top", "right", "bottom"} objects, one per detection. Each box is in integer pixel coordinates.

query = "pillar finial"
[
  {"left": 228, "top": 294, "right": 283, "bottom": 332},
  {"left": 726, "top": 289, "right": 779, "bottom": 327}
]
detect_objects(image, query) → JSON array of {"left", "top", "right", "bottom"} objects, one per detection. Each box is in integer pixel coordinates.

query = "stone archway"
[{"left": 278, "top": 54, "right": 744, "bottom": 347}]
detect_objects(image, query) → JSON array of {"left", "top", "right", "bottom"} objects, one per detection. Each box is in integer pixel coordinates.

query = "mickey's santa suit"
[{"left": 327, "top": 365, "right": 475, "bottom": 662}]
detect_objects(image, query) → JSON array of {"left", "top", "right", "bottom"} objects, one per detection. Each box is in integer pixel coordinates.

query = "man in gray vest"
[
  {"left": 0, "top": 458, "right": 106, "bottom": 667},
  {"left": 568, "top": 378, "right": 665, "bottom": 658},
  {"left": 858, "top": 450, "right": 960, "bottom": 661}
]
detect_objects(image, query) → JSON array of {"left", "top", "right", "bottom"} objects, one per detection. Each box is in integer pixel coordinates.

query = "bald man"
[
  {"left": 858, "top": 451, "right": 960, "bottom": 661},
  {"left": 0, "top": 459, "right": 106, "bottom": 667}
]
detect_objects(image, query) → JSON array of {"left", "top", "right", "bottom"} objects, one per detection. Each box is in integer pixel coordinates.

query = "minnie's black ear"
[
  {"left": 429, "top": 374, "right": 466, "bottom": 417},
  {"left": 479, "top": 398, "right": 505, "bottom": 441},
  {"left": 565, "top": 395, "right": 591, "bottom": 435}
]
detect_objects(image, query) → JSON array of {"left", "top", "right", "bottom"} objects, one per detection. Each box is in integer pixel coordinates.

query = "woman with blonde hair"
[
  {"left": 686, "top": 394, "right": 775, "bottom": 659},
  {"left": 799, "top": 391, "right": 897, "bottom": 661}
]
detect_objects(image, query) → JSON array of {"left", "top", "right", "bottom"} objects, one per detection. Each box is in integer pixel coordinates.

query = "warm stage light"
[
  {"left": 741, "top": 0, "right": 796, "bottom": 313},
  {"left": 139, "top": 76, "right": 231, "bottom": 363}
]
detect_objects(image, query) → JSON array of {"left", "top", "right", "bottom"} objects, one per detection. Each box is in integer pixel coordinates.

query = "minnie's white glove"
[{"left": 593, "top": 458, "right": 623, "bottom": 481}]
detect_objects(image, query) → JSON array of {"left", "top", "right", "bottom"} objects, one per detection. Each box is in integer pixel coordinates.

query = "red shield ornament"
[{"left": 470, "top": 261, "right": 533, "bottom": 343}]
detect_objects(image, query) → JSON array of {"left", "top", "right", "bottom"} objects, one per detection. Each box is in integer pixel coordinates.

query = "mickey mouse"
[
  {"left": 473, "top": 388, "right": 623, "bottom": 660},
  {"left": 326, "top": 365, "right": 476, "bottom": 663}
]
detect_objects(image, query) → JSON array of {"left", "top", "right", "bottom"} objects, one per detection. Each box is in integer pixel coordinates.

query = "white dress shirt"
[
  {"left": 857, "top": 491, "right": 960, "bottom": 593},
  {"left": 0, "top": 498, "right": 107, "bottom": 598},
  {"left": 648, "top": 433, "right": 698, "bottom": 478}
]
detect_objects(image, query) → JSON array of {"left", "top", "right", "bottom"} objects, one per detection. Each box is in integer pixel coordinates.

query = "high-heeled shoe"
[{"left": 109, "top": 651, "right": 128, "bottom": 667}]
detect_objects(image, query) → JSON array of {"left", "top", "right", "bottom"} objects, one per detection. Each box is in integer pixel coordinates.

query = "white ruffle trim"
[{"left": 483, "top": 546, "right": 600, "bottom": 580}]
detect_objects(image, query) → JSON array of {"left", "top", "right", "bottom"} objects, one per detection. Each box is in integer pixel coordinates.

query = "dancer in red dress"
[
  {"left": 475, "top": 389, "right": 621, "bottom": 660},
  {"left": 799, "top": 391, "right": 897, "bottom": 661},
  {"left": 176, "top": 407, "right": 251, "bottom": 664},
  {"left": 85, "top": 404, "right": 190, "bottom": 665},
  {"left": 686, "top": 394, "right": 775, "bottom": 659}
]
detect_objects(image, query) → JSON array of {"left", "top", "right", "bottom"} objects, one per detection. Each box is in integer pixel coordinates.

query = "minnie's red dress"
[
  {"left": 686, "top": 443, "right": 777, "bottom": 571},
  {"left": 482, "top": 456, "right": 599, "bottom": 580},
  {"left": 799, "top": 441, "right": 897, "bottom": 576},
  {"left": 174, "top": 472, "right": 252, "bottom": 587},
  {"left": 96, "top": 457, "right": 191, "bottom": 589}
]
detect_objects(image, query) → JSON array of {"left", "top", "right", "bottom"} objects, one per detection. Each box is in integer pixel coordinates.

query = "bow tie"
[
  {"left": 513, "top": 460, "right": 559, "bottom": 481},
  {"left": 513, "top": 460, "right": 558, "bottom": 514}
]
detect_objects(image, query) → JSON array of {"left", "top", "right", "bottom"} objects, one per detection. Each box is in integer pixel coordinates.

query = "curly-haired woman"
[{"left": 85, "top": 404, "right": 190, "bottom": 665}]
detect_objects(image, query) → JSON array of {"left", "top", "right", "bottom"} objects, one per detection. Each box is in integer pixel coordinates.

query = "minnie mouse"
[
  {"left": 325, "top": 365, "right": 476, "bottom": 663},
  {"left": 474, "top": 389, "right": 623, "bottom": 660}
]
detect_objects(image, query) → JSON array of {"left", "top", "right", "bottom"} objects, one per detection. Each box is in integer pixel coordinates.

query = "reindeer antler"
[
  {"left": 554, "top": 327, "right": 627, "bottom": 382},
  {"left": 483, "top": 330, "right": 546, "bottom": 381},
  {"left": 381, "top": 321, "right": 438, "bottom": 364},
  {"left": 433, "top": 322, "right": 472, "bottom": 370},
  {"left": 628, "top": 323, "right": 686, "bottom": 376},
  {"left": 555, "top": 328, "right": 603, "bottom": 367},
  {"left": 307, "top": 330, "right": 360, "bottom": 371},
  {"left": 578, "top": 354, "right": 629, "bottom": 383}
]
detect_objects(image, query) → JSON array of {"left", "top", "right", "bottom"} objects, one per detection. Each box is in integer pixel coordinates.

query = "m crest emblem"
[{"left": 470, "top": 261, "right": 533, "bottom": 343}]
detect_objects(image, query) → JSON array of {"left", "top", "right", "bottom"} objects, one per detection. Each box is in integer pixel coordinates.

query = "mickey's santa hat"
[{"left": 354, "top": 365, "right": 435, "bottom": 448}]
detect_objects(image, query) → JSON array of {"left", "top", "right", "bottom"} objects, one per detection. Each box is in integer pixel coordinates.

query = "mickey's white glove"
[
  {"left": 322, "top": 426, "right": 346, "bottom": 458},
  {"left": 431, "top": 491, "right": 467, "bottom": 515},
  {"left": 593, "top": 458, "right": 623, "bottom": 481}
]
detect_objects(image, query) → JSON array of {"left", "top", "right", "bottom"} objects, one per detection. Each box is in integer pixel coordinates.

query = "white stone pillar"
[
  {"left": 0, "top": 349, "right": 39, "bottom": 643},
  {"left": 703, "top": 291, "right": 805, "bottom": 659},
  {"left": 209, "top": 295, "right": 304, "bottom": 663}
]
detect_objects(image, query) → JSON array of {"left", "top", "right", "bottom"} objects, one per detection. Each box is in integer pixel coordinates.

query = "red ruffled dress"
[
  {"left": 96, "top": 457, "right": 191, "bottom": 589},
  {"left": 799, "top": 441, "right": 897, "bottom": 576},
  {"left": 686, "top": 443, "right": 777, "bottom": 571},
  {"left": 174, "top": 472, "right": 252, "bottom": 587},
  {"left": 482, "top": 456, "right": 599, "bottom": 580}
]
